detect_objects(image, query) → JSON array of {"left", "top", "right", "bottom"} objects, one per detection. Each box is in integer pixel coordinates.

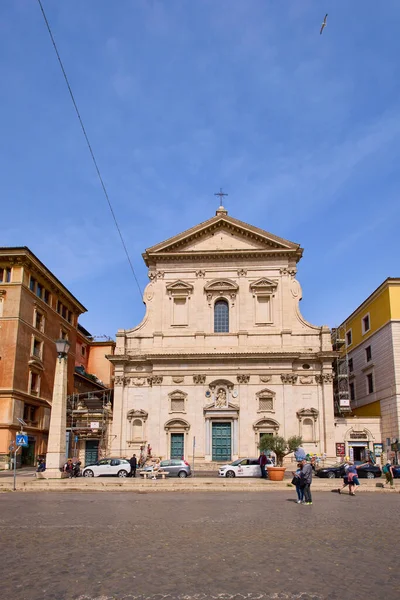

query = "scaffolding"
[
  {"left": 332, "top": 325, "right": 352, "bottom": 417},
  {"left": 67, "top": 389, "right": 113, "bottom": 459}
]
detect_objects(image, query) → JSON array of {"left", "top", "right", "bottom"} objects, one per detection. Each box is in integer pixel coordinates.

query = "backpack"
[{"left": 382, "top": 464, "right": 389, "bottom": 474}]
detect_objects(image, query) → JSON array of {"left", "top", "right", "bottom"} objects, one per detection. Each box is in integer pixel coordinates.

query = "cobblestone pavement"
[{"left": 1, "top": 492, "right": 398, "bottom": 600}]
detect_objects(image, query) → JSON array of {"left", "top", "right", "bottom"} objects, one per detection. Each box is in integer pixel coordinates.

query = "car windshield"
[{"left": 230, "top": 459, "right": 244, "bottom": 466}]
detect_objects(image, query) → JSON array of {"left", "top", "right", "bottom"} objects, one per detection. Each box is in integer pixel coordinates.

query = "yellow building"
[{"left": 335, "top": 278, "right": 400, "bottom": 460}]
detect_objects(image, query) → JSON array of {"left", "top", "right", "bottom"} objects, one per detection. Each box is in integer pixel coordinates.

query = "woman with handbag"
[{"left": 291, "top": 463, "right": 304, "bottom": 504}]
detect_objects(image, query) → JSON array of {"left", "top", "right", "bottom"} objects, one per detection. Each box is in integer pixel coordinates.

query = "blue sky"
[{"left": 1, "top": 1, "right": 400, "bottom": 337}]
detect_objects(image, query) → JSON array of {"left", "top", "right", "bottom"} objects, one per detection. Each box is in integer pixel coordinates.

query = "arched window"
[
  {"left": 132, "top": 419, "right": 143, "bottom": 441},
  {"left": 214, "top": 299, "right": 229, "bottom": 333}
]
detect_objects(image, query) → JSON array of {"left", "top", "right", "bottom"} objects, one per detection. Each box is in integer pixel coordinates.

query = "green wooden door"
[
  {"left": 212, "top": 422, "right": 231, "bottom": 461},
  {"left": 85, "top": 440, "right": 99, "bottom": 466},
  {"left": 171, "top": 433, "right": 184, "bottom": 459}
]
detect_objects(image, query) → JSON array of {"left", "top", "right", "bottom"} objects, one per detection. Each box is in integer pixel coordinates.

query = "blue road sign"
[{"left": 16, "top": 434, "right": 28, "bottom": 447}]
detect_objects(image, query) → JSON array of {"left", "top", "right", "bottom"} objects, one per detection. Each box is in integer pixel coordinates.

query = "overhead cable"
[{"left": 37, "top": 0, "right": 143, "bottom": 298}]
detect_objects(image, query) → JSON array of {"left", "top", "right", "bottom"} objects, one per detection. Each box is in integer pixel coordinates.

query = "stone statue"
[{"left": 215, "top": 388, "right": 227, "bottom": 408}]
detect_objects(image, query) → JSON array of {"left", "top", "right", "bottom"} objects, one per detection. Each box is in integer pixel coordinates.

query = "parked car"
[
  {"left": 218, "top": 457, "right": 273, "bottom": 478},
  {"left": 392, "top": 465, "right": 400, "bottom": 478},
  {"left": 82, "top": 458, "right": 131, "bottom": 478},
  {"left": 157, "top": 459, "right": 191, "bottom": 478},
  {"left": 316, "top": 461, "right": 381, "bottom": 480}
]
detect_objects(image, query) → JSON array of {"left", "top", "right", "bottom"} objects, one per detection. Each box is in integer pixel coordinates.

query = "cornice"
[{"left": 108, "top": 349, "right": 336, "bottom": 364}]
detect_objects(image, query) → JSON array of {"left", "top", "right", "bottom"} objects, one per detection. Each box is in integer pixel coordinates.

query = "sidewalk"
[{"left": 0, "top": 475, "right": 396, "bottom": 493}]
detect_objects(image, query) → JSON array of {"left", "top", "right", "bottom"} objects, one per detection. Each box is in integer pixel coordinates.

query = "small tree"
[{"left": 258, "top": 435, "right": 302, "bottom": 467}]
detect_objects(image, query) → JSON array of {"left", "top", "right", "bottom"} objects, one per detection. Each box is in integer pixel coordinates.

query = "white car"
[
  {"left": 218, "top": 457, "right": 273, "bottom": 478},
  {"left": 82, "top": 458, "right": 131, "bottom": 478}
]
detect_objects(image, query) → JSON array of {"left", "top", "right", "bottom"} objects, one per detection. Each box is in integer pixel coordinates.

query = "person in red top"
[{"left": 259, "top": 451, "right": 268, "bottom": 479}]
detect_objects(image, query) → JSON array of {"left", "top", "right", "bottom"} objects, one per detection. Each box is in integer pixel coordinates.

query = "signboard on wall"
[
  {"left": 90, "top": 422, "right": 100, "bottom": 430},
  {"left": 373, "top": 443, "right": 383, "bottom": 457},
  {"left": 336, "top": 443, "right": 345, "bottom": 457}
]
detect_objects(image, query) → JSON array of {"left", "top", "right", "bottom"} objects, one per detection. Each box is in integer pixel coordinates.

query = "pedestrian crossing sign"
[{"left": 16, "top": 434, "right": 28, "bottom": 447}]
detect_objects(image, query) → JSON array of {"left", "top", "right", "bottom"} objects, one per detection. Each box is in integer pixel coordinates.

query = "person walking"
[
  {"left": 292, "top": 463, "right": 304, "bottom": 503},
  {"left": 382, "top": 461, "right": 395, "bottom": 489},
  {"left": 129, "top": 454, "right": 137, "bottom": 478},
  {"left": 338, "top": 461, "right": 350, "bottom": 494},
  {"left": 300, "top": 459, "right": 313, "bottom": 505},
  {"left": 346, "top": 461, "right": 360, "bottom": 496},
  {"left": 258, "top": 451, "right": 268, "bottom": 479}
]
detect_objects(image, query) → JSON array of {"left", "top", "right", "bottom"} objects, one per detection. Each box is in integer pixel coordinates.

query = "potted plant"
[{"left": 259, "top": 435, "right": 303, "bottom": 481}]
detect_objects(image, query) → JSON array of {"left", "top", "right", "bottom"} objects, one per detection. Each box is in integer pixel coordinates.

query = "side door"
[
  {"left": 160, "top": 460, "right": 172, "bottom": 474},
  {"left": 96, "top": 458, "right": 112, "bottom": 476},
  {"left": 249, "top": 459, "right": 262, "bottom": 477},
  {"left": 109, "top": 459, "right": 121, "bottom": 475},
  {"left": 169, "top": 460, "right": 183, "bottom": 476},
  {"left": 237, "top": 459, "right": 251, "bottom": 477}
]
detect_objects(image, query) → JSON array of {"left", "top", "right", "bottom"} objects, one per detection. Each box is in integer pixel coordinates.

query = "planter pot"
[{"left": 267, "top": 467, "right": 286, "bottom": 481}]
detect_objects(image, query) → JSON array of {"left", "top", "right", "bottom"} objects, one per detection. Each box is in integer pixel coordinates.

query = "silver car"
[{"left": 159, "top": 459, "right": 191, "bottom": 478}]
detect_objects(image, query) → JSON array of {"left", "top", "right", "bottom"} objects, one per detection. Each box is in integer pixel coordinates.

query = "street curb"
[{"left": 0, "top": 478, "right": 397, "bottom": 494}]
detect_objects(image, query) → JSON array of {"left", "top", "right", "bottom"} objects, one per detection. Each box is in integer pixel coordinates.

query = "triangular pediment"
[
  {"left": 250, "top": 277, "right": 278, "bottom": 292},
  {"left": 166, "top": 280, "right": 194, "bottom": 294},
  {"left": 143, "top": 212, "right": 302, "bottom": 265}
]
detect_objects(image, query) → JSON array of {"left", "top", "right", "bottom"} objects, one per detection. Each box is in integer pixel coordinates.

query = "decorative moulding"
[
  {"left": 296, "top": 407, "right": 319, "bottom": 421},
  {"left": 172, "top": 376, "right": 184, "bottom": 384},
  {"left": 249, "top": 277, "right": 278, "bottom": 296},
  {"left": 281, "top": 373, "right": 298, "bottom": 384},
  {"left": 147, "top": 375, "right": 163, "bottom": 386},
  {"left": 166, "top": 280, "right": 194, "bottom": 297},
  {"left": 299, "top": 376, "right": 313, "bottom": 385},
  {"left": 259, "top": 375, "right": 271, "bottom": 383},
  {"left": 315, "top": 373, "right": 333, "bottom": 384},
  {"left": 193, "top": 374, "right": 206, "bottom": 384},
  {"left": 237, "top": 374, "right": 250, "bottom": 384}
]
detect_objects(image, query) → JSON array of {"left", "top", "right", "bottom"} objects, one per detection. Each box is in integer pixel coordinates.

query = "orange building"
[{"left": 0, "top": 247, "right": 86, "bottom": 468}]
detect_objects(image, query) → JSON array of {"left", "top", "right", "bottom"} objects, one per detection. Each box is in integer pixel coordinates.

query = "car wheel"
[
  {"left": 84, "top": 469, "right": 94, "bottom": 477},
  {"left": 117, "top": 470, "right": 128, "bottom": 478},
  {"left": 225, "top": 470, "right": 236, "bottom": 478},
  {"left": 327, "top": 471, "right": 336, "bottom": 479},
  {"left": 366, "top": 471, "right": 375, "bottom": 480},
  {"left": 178, "top": 471, "right": 187, "bottom": 478}
]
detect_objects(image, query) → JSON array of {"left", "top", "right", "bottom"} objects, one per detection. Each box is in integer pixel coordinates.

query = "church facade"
[{"left": 109, "top": 207, "right": 337, "bottom": 463}]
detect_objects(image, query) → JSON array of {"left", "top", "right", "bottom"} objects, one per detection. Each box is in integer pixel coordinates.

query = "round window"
[{"left": 302, "top": 364, "right": 311, "bottom": 370}]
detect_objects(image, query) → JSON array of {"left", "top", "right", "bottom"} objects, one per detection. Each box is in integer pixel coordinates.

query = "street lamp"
[
  {"left": 55, "top": 338, "right": 71, "bottom": 359},
  {"left": 43, "top": 338, "right": 71, "bottom": 478}
]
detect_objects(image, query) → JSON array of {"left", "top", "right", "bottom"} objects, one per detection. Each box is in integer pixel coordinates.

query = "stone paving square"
[{"left": 0, "top": 491, "right": 398, "bottom": 600}]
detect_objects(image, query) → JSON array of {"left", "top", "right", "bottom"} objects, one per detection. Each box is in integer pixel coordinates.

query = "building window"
[
  {"left": 365, "top": 345, "right": 372, "bottom": 362},
  {"left": 346, "top": 330, "right": 352, "bottom": 347},
  {"left": 32, "top": 338, "right": 43, "bottom": 359},
  {"left": 29, "top": 276, "right": 36, "bottom": 292},
  {"left": 349, "top": 381, "right": 355, "bottom": 401},
  {"left": 259, "top": 397, "right": 274, "bottom": 412},
  {"left": 171, "top": 397, "right": 185, "bottom": 412},
  {"left": 169, "top": 390, "right": 187, "bottom": 413},
  {"left": 44, "top": 289, "right": 50, "bottom": 305},
  {"left": 81, "top": 345, "right": 86, "bottom": 356},
  {"left": 60, "top": 329, "right": 68, "bottom": 340},
  {"left": 362, "top": 314, "right": 370, "bottom": 334},
  {"left": 172, "top": 297, "right": 188, "bottom": 326},
  {"left": 255, "top": 295, "right": 271, "bottom": 324},
  {"left": 23, "top": 403, "right": 38, "bottom": 425},
  {"left": 29, "top": 372, "right": 40, "bottom": 396},
  {"left": 348, "top": 358, "right": 353, "bottom": 373},
  {"left": 36, "top": 282, "right": 43, "bottom": 299},
  {"left": 0, "top": 267, "right": 12, "bottom": 283},
  {"left": 34, "top": 310, "right": 44, "bottom": 332},
  {"left": 214, "top": 299, "right": 229, "bottom": 333},
  {"left": 367, "top": 373, "right": 374, "bottom": 394}
]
